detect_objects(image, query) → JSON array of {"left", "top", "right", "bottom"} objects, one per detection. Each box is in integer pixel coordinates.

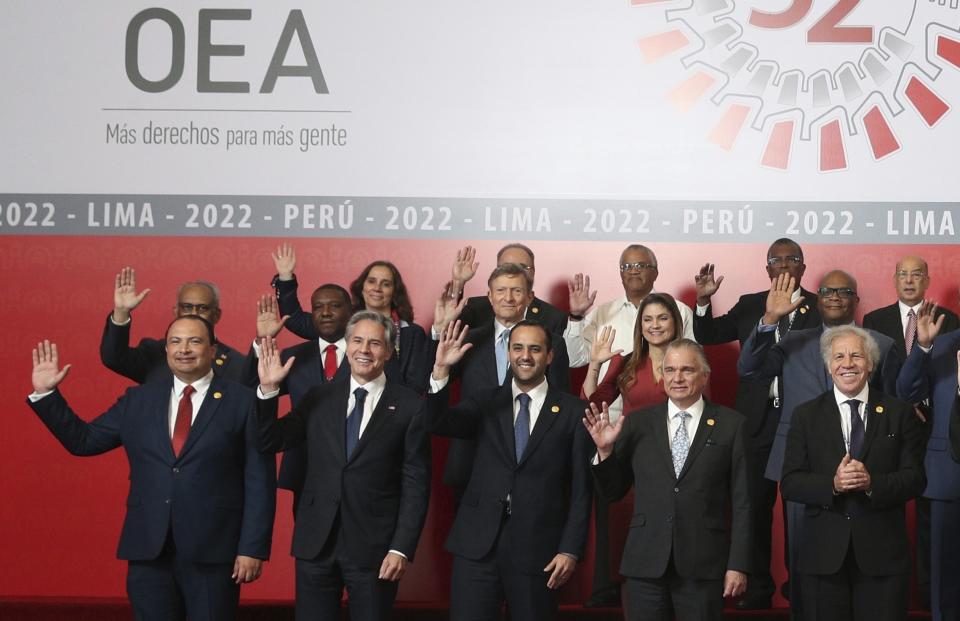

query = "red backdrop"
[{"left": 1, "top": 236, "right": 953, "bottom": 603}]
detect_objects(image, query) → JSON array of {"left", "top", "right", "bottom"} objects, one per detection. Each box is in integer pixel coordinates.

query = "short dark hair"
[
  {"left": 496, "top": 243, "right": 535, "bottom": 266},
  {"left": 165, "top": 314, "right": 216, "bottom": 344},
  {"left": 508, "top": 319, "right": 552, "bottom": 352},
  {"left": 768, "top": 238, "right": 804, "bottom": 261},
  {"left": 311, "top": 283, "right": 351, "bottom": 305},
  {"left": 487, "top": 263, "right": 533, "bottom": 291}
]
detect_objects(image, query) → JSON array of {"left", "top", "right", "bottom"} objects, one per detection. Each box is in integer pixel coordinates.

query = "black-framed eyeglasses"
[
  {"left": 767, "top": 256, "right": 803, "bottom": 267},
  {"left": 894, "top": 270, "right": 926, "bottom": 280},
  {"left": 620, "top": 262, "right": 657, "bottom": 272},
  {"left": 178, "top": 302, "right": 214, "bottom": 314},
  {"left": 817, "top": 287, "right": 857, "bottom": 299}
]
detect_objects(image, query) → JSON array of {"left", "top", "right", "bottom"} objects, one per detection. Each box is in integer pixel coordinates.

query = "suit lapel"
[
  {"left": 153, "top": 380, "right": 177, "bottom": 463},
  {"left": 886, "top": 305, "right": 907, "bottom": 356},
  {"left": 494, "top": 388, "right": 518, "bottom": 463},
  {"left": 677, "top": 401, "right": 716, "bottom": 481},
  {"left": 347, "top": 381, "right": 394, "bottom": 463},
  {"left": 859, "top": 394, "right": 885, "bottom": 461},
  {"left": 178, "top": 377, "right": 225, "bottom": 458},
  {"left": 651, "top": 403, "right": 675, "bottom": 478},
  {"left": 819, "top": 395, "right": 848, "bottom": 457},
  {"left": 518, "top": 387, "right": 562, "bottom": 466}
]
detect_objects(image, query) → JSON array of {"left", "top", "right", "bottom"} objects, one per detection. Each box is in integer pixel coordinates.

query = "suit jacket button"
[
  {"left": 172, "top": 467, "right": 180, "bottom": 474},
  {"left": 673, "top": 487, "right": 680, "bottom": 493},
  {"left": 165, "top": 499, "right": 170, "bottom": 504},
  {"left": 667, "top": 515, "right": 673, "bottom": 522}
]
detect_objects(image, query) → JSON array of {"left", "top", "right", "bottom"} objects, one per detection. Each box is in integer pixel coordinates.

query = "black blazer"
[
  {"left": 274, "top": 277, "right": 431, "bottom": 394},
  {"left": 592, "top": 399, "right": 751, "bottom": 580},
  {"left": 425, "top": 384, "right": 592, "bottom": 571},
  {"left": 781, "top": 390, "right": 925, "bottom": 576},
  {"left": 863, "top": 301, "right": 960, "bottom": 359},
  {"left": 257, "top": 379, "right": 430, "bottom": 568},
  {"left": 460, "top": 294, "right": 568, "bottom": 334},
  {"left": 28, "top": 379, "right": 276, "bottom": 563},
  {"left": 99, "top": 314, "right": 247, "bottom": 385},
  {"left": 441, "top": 322, "right": 571, "bottom": 489},
  {"left": 694, "top": 288, "right": 820, "bottom": 438}
]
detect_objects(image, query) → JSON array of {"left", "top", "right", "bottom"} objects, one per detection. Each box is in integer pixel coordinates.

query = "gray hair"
[
  {"left": 346, "top": 310, "right": 396, "bottom": 349},
  {"left": 819, "top": 325, "right": 880, "bottom": 370},
  {"left": 620, "top": 244, "right": 658, "bottom": 268},
  {"left": 177, "top": 280, "right": 221, "bottom": 308},
  {"left": 486, "top": 263, "right": 533, "bottom": 291},
  {"left": 661, "top": 338, "right": 711, "bottom": 374}
]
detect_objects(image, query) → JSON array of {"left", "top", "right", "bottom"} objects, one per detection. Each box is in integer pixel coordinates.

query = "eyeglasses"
[
  {"left": 178, "top": 302, "right": 214, "bottom": 314},
  {"left": 620, "top": 262, "right": 657, "bottom": 272},
  {"left": 895, "top": 270, "right": 927, "bottom": 280},
  {"left": 817, "top": 287, "right": 857, "bottom": 299},
  {"left": 767, "top": 256, "right": 803, "bottom": 267}
]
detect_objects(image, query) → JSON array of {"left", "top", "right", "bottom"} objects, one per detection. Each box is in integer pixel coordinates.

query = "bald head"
[{"left": 894, "top": 256, "right": 929, "bottom": 306}]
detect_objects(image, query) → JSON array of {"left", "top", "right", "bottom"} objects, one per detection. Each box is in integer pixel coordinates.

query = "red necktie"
[
  {"left": 172, "top": 385, "right": 195, "bottom": 457},
  {"left": 324, "top": 344, "right": 338, "bottom": 381}
]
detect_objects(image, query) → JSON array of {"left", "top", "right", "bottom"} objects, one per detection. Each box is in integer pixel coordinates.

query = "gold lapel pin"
[
  {"left": 215, "top": 359, "right": 224, "bottom": 366},
  {"left": 532, "top": 307, "right": 540, "bottom": 314},
  {"left": 875, "top": 406, "right": 883, "bottom": 414},
  {"left": 706, "top": 418, "right": 715, "bottom": 426},
  {"left": 551, "top": 405, "right": 560, "bottom": 414},
  {"left": 213, "top": 392, "right": 222, "bottom": 399},
  {"left": 799, "top": 306, "right": 808, "bottom": 314}
]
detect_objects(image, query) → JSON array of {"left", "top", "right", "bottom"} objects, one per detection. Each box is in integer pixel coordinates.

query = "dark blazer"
[
  {"left": 738, "top": 324, "right": 902, "bottom": 480},
  {"left": 592, "top": 399, "right": 751, "bottom": 580},
  {"left": 694, "top": 288, "right": 820, "bottom": 437},
  {"left": 257, "top": 379, "right": 430, "bottom": 567},
  {"left": 99, "top": 314, "right": 247, "bottom": 385},
  {"left": 242, "top": 339, "right": 352, "bottom": 491},
  {"left": 781, "top": 390, "right": 925, "bottom": 575},
  {"left": 863, "top": 302, "right": 960, "bottom": 359},
  {"left": 441, "top": 322, "right": 571, "bottom": 489},
  {"left": 274, "top": 277, "right": 431, "bottom": 394},
  {"left": 425, "top": 383, "right": 592, "bottom": 571},
  {"left": 897, "top": 330, "right": 960, "bottom": 500},
  {"left": 460, "top": 294, "right": 568, "bottom": 335},
  {"left": 27, "top": 379, "right": 276, "bottom": 563}
]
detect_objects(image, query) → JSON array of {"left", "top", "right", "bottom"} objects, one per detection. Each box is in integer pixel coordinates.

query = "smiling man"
[
  {"left": 426, "top": 319, "right": 592, "bottom": 620},
  {"left": 782, "top": 326, "right": 925, "bottom": 621},
  {"left": 256, "top": 311, "right": 430, "bottom": 621}
]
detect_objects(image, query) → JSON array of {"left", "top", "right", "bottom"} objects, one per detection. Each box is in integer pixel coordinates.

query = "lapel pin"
[
  {"left": 532, "top": 307, "right": 540, "bottom": 314},
  {"left": 799, "top": 306, "right": 808, "bottom": 314},
  {"left": 215, "top": 359, "right": 224, "bottom": 366},
  {"left": 388, "top": 405, "right": 396, "bottom": 412},
  {"left": 875, "top": 406, "right": 883, "bottom": 414},
  {"left": 213, "top": 392, "right": 222, "bottom": 399},
  {"left": 551, "top": 405, "right": 560, "bottom": 414},
  {"left": 706, "top": 418, "right": 715, "bottom": 426}
]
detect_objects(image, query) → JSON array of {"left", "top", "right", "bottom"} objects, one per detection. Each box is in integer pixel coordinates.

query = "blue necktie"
[
  {"left": 515, "top": 393, "right": 531, "bottom": 462},
  {"left": 672, "top": 411, "right": 691, "bottom": 478},
  {"left": 496, "top": 328, "right": 511, "bottom": 385},
  {"left": 847, "top": 399, "right": 863, "bottom": 458},
  {"left": 346, "top": 387, "right": 367, "bottom": 459}
]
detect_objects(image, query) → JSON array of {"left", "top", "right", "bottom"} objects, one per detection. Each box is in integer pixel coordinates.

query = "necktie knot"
[
  {"left": 354, "top": 386, "right": 368, "bottom": 404},
  {"left": 516, "top": 393, "right": 531, "bottom": 409},
  {"left": 182, "top": 384, "right": 195, "bottom": 399}
]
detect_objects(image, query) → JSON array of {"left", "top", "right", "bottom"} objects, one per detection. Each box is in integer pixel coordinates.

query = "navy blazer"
[
  {"left": 28, "top": 378, "right": 276, "bottom": 563},
  {"left": 425, "top": 383, "right": 592, "bottom": 572},
  {"left": 592, "top": 399, "right": 751, "bottom": 580},
  {"left": 99, "top": 314, "right": 247, "bottom": 385},
  {"left": 738, "top": 324, "right": 901, "bottom": 480},
  {"left": 257, "top": 379, "right": 430, "bottom": 567},
  {"left": 781, "top": 390, "right": 925, "bottom": 576}
]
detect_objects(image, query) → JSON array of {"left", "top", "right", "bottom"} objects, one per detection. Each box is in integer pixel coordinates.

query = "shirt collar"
[
  {"left": 318, "top": 336, "right": 346, "bottom": 350},
  {"left": 791, "top": 288, "right": 802, "bottom": 303},
  {"left": 173, "top": 370, "right": 213, "bottom": 398},
  {"left": 898, "top": 300, "right": 922, "bottom": 318},
  {"left": 834, "top": 384, "right": 869, "bottom": 410},
  {"left": 494, "top": 320, "right": 513, "bottom": 340},
  {"left": 512, "top": 376, "right": 549, "bottom": 404},
  {"left": 667, "top": 395, "right": 705, "bottom": 419},
  {"left": 350, "top": 372, "right": 387, "bottom": 399}
]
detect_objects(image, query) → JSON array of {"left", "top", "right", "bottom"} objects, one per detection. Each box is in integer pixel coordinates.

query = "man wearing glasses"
[
  {"left": 564, "top": 243, "right": 695, "bottom": 607},
  {"left": 692, "top": 239, "right": 821, "bottom": 610},
  {"left": 738, "top": 269, "right": 902, "bottom": 618},
  {"left": 101, "top": 267, "right": 248, "bottom": 384},
  {"left": 863, "top": 255, "right": 958, "bottom": 610}
]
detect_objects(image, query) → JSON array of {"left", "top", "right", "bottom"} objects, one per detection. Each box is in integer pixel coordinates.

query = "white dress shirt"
[
  {"left": 347, "top": 373, "right": 387, "bottom": 438},
  {"left": 169, "top": 371, "right": 214, "bottom": 437},
  {"left": 666, "top": 396, "right": 706, "bottom": 449}
]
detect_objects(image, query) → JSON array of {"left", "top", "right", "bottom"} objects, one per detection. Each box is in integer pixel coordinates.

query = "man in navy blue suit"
[{"left": 27, "top": 316, "right": 276, "bottom": 621}]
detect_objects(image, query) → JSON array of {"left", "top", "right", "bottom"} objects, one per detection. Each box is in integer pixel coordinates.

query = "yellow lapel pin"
[
  {"left": 706, "top": 418, "right": 715, "bottom": 426},
  {"left": 532, "top": 307, "right": 540, "bottom": 314},
  {"left": 875, "top": 405, "right": 883, "bottom": 414},
  {"left": 215, "top": 359, "right": 224, "bottom": 366},
  {"left": 799, "top": 306, "right": 807, "bottom": 314},
  {"left": 551, "top": 405, "right": 560, "bottom": 414},
  {"left": 213, "top": 392, "right": 222, "bottom": 399}
]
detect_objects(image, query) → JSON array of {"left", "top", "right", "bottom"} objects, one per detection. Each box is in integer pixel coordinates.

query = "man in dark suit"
[
  {"left": 256, "top": 311, "right": 430, "bottom": 621},
  {"left": 782, "top": 326, "right": 925, "bottom": 620},
  {"left": 247, "top": 288, "right": 353, "bottom": 513},
  {"left": 738, "top": 270, "right": 902, "bottom": 617},
  {"left": 28, "top": 316, "right": 276, "bottom": 621},
  {"left": 432, "top": 263, "right": 571, "bottom": 492},
  {"left": 447, "top": 243, "right": 568, "bottom": 334},
  {"left": 426, "top": 319, "right": 592, "bottom": 620},
  {"left": 100, "top": 267, "right": 246, "bottom": 383},
  {"left": 693, "top": 238, "right": 820, "bottom": 609},
  {"left": 897, "top": 302, "right": 960, "bottom": 621},
  {"left": 583, "top": 339, "right": 750, "bottom": 621},
  {"left": 862, "top": 255, "right": 958, "bottom": 608}
]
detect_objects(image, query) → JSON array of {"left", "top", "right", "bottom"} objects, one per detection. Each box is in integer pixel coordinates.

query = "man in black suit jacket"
[
  {"left": 100, "top": 267, "right": 247, "bottom": 384},
  {"left": 426, "top": 319, "right": 592, "bottom": 620},
  {"left": 862, "top": 255, "right": 958, "bottom": 608},
  {"left": 447, "top": 244, "right": 568, "bottom": 334},
  {"left": 584, "top": 339, "right": 751, "bottom": 621},
  {"left": 28, "top": 317, "right": 276, "bottom": 621},
  {"left": 432, "top": 263, "right": 571, "bottom": 492},
  {"left": 782, "top": 326, "right": 925, "bottom": 620},
  {"left": 693, "top": 238, "right": 820, "bottom": 609},
  {"left": 256, "top": 311, "right": 430, "bottom": 621}
]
